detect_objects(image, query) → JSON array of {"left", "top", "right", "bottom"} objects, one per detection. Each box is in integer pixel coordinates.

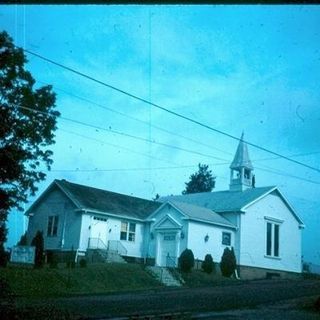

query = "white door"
[
  {"left": 90, "top": 217, "right": 108, "bottom": 249},
  {"left": 160, "top": 233, "right": 177, "bottom": 267}
]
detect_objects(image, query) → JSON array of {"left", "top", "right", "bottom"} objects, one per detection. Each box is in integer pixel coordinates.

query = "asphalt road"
[{"left": 16, "top": 279, "right": 320, "bottom": 319}]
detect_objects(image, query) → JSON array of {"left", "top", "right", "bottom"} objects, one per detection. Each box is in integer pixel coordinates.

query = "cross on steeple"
[{"left": 229, "top": 132, "right": 254, "bottom": 191}]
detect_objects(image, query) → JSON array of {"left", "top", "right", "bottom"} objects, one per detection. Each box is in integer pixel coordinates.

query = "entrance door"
[
  {"left": 90, "top": 216, "right": 108, "bottom": 249},
  {"left": 160, "top": 233, "right": 177, "bottom": 267}
]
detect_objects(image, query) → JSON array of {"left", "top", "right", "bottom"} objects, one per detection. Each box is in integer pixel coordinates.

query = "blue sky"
[{"left": 1, "top": 5, "right": 319, "bottom": 264}]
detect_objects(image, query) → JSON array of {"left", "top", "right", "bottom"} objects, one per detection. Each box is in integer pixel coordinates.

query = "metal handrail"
[
  {"left": 88, "top": 237, "right": 108, "bottom": 250},
  {"left": 166, "top": 254, "right": 177, "bottom": 268},
  {"left": 108, "top": 240, "right": 128, "bottom": 256}
]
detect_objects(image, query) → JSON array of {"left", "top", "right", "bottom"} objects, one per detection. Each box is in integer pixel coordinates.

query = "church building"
[{"left": 25, "top": 135, "right": 304, "bottom": 279}]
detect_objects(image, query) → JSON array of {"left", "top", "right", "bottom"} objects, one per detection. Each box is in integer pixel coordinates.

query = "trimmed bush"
[
  {"left": 202, "top": 254, "right": 214, "bottom": 274},
  {"left": 0, "top": 245, "right": 9, "bottom": 267},
  {"left": 179, "top": 249, "right": 195, "bottom": 272},
  {"left": 220, "top": 247, "right": 236, "bottom": 277},
  {"left": 31, "top": 231, "right": 44, "bottom": 268}
]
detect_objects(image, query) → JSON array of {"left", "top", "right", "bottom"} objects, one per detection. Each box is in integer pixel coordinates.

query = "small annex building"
[{"left": 25, "top": 135, "right": 304, "bottom": 279}]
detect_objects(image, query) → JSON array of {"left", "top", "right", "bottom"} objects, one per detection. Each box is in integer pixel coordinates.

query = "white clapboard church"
[{"left": 26, "top": 135, "right": 304, "bottom": 279}]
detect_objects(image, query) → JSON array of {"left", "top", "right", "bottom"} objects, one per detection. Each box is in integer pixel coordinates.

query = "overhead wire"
[
  {"left": 13, "top": 104, "right": 228, "bottom": 162},
  {"left": 39, "top": 80, "right": 320, "bottom": 164},
  {"left": 37, "top": 80, "right": 232, "bottom": 156},
  {"left": 9, "top": 103, "right": 320, "bottom": 185},
  {"left": 59, "top": 128, "right": 181, "bottom": 166},
  {"left": 22, "top": 48, "right": 320, "bottom": 173}
]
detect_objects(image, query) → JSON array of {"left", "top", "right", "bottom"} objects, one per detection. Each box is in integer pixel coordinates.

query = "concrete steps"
[
  {"left": 147, "top": 266, "right": 183, "bottom": 287},
  {"left": 86, "top": 249, "right": 127, "bottom": 264}
]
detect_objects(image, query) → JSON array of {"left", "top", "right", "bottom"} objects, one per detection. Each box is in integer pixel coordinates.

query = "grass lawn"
[
  {"left": 181, "top": 269, "right": 237, "bottom": 287},
  {"left": 1, "top": 263, "right": 162, "bottom": 297}
]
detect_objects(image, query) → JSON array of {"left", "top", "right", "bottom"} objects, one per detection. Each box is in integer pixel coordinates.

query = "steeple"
[{"left": 229, "top": 132, "right": 254, "bottom": 191}]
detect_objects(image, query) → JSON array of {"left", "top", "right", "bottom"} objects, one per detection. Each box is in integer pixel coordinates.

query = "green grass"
[
  {"left": 181, "top": 269, "right": 237, "bottom": 287},
  {"left": 1, "top": 263, "right": 162, "bottom": 297}
]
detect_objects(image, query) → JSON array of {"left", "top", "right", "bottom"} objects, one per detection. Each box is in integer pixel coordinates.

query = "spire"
[
  {"left": 230, "top": 132, "right": 253, "bottom": 170},
  {"left": 229, "top": 132, "right": 254, "bottom": 191}
]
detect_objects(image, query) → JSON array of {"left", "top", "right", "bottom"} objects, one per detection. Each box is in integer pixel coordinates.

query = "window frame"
[
  {"left": 222, "top": 232, "right": 231, "bottom": 246},
  {"left": 47, "top": 215, "right": 59, "bottom": 237},
  {"left": 265, "top": 219, "right": 281, "bottom": 258},
  {"left": 120, "top": 221, "right": 136, "bottom": 242}
]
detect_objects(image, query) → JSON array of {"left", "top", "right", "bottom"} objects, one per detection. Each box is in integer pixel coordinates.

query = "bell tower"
[{"left": 229, "top": 133, "right": 254, "bottom": 192}]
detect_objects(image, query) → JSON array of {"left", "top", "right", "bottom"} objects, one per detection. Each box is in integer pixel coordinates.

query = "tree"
[
  {"left": 182, "top": 163, "right": 216, "bottom": 194},
  {"left": 202, "top": 254, "right": 215, "bottom": 274},
  {"left": 0, "top": 31, "right": 60, "bottom": 264},
  {"left": 31, "top": 231, "right": 44, "bottom": 268},
  {"left": 220, "top": 247, "right": 237, "bottom": 277},
  {"left": 179, "top": 249, "right": 195, "bottom": 272},
  {"left": 153, "top": 193, "right": 160, "bottom": 201}
]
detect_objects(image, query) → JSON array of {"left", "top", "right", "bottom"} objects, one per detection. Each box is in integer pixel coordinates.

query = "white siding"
[
  {"left": 187, "top": 221, "right": 235, "bottom": 263},
  {"left": 80, "top": 213, "right": 145, "bottom": 257},
  {"left": 148, "top": 204, "right": 188, "bottom": 259},
  {"left": 240, "top": 192, "right": 302, "bottom": 273},
  {"left": 79, "top": 214, "right": 91, "bottom": 251},
  {"left": 220, "top": 212, "right": 241, "bottom": 263}
]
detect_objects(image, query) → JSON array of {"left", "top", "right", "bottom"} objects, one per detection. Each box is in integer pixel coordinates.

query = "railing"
[
  {"left": 166, "top": 254, "right": 177, "bottom": 268},
  {"left": 75, "top": 249, "right": 86, "bottom": 262},
  {"left": 88, "top": 237, "right": 108, "bottom": 250},
  {"left": 108, "top": 240, "right": 128, "bottom": 256}
]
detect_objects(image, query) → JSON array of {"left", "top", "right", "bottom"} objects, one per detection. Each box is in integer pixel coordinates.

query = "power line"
[
  {"left": 37, "top": 80, "right": 232, "bottom": 156},
  {"left": 9, "top": 104, "right": 320, "bottom": 186},
  {"left": 39, "top": 80, "right": 320, "bottom": 163},
  {"left": 57, "top": 129, "right": 320, "bottom": 185},
  {"left": 23, "top": 48, "right": 320, "bottom": 173},
  {"left": 255, "top": 165, "right": 320, "bottom": 185},
  {"left": 14, "top": 104, "right": 228, "bottom": 162},
  {"left": 50, "top": 163, "right": 229, "bottom": 173},
  {"left": 59, "top": 129, "right": 181, "bottom": 166},
  {"left": 253, "top": 151, "right": 320, "bottom": 163}
]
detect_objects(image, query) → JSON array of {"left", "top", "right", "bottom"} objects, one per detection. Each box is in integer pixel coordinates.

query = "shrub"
[
  {"left": 179, "top": 249, "right": 194, "bottom": 272},
  {"left": 202, "top": 254, "right": 214, "bottom": 274},
  {"left": 0, "top": 245, "right": 10, "bottom": 267},
  {"left": 31, "top": 231, "right": 44, "bottom": 268},
  {"left": 79, "top": 258, "right": 87, "bottom": 268},
  {"left": 220, "top": 247, "right": 236, "bottom": 277}
]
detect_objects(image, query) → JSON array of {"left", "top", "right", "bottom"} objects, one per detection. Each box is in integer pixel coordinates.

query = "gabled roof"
[
  {"left": 168, "top": 200, "right": 236, "bottom": 228},
  {"left": 27, "top": 179, "right": 161, "bottom": 220},
  {"left": 161, "top": 186, "right": 276, "bottom": 213},
  {"left": 160, "top": 186, "right": 304, "bottom": 226},
  {"left": 230, "top": 133, "right": 253, "bottom": 170}
]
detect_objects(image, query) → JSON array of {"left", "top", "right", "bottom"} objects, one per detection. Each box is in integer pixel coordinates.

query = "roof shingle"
[
  {"left": 168, "top": 200, "right": 236, "bottom": 228},
  {"left": 56, "top": 179, "right": 161, "bottom": 219},
  {"left": 161, "top": 186, "right": 276, "bottom": 212}
]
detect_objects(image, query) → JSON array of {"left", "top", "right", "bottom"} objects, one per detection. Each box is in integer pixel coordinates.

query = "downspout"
[
  {"left": 143, "top": 222, "right": 148, "bottom": 264},
  {"left": 61, "top": 203, "right": 67, "bottom": 249},
  {"left": 236, "top": 211, "right": 241, "bottom": 279}
]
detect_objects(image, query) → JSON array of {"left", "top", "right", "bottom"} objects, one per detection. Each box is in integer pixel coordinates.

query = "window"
[
  {"left": 93, "top": 216, "right": 107, "bottom": 222},
  {"left": 47, "top": 215, "right": 59, "bottom": 237},
  {"left": 120, "top": 221, "right": 136, "bottom": 242},
  {"left": 222, "top": 232, "right": 231, "bottom": 246},
  {"left": 266, "top": 221, "right": 280, "bottom": 257}
]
